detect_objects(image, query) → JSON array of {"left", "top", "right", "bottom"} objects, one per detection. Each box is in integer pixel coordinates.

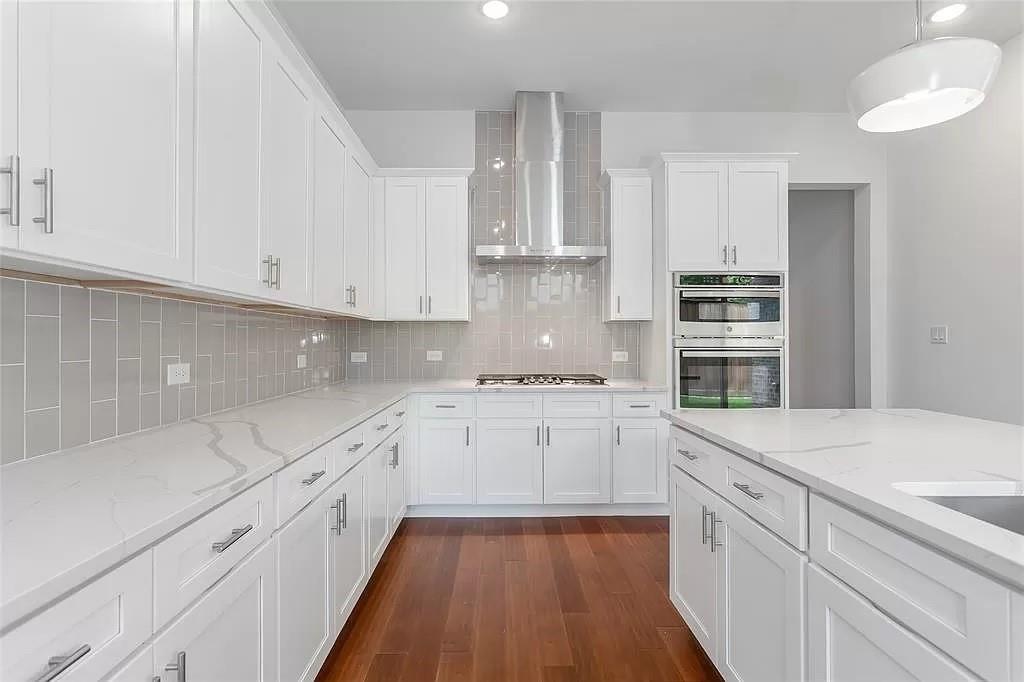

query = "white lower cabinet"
[
  {"left": 367, "top": 440, "right": 392, "bottom": 567},
  {"left": 152, "top": 539, "right": 277, "bottom": 682},
  {"left": 476, "top": 418, "right": 544, "bottom": 504},
  {"left": 613, "top": 418, "right": 667, "bottom": 503},
  {"left": 418, "top": 418, "right": 475, "bottom": 505},
  {"left": 386, "top": 431, "right": 407, "bottom": 531},
  {"left": 669, "top": 466, "right": 718, "bottom": 657},
  {"left": 807, "top": 565, "right": 975, "bottom": 681},
  {"left": 543, "top": 419, "right": 612, "bottom": 504},
  {"left": 330, "top": 460, "right": 368, "bottom": 632}
]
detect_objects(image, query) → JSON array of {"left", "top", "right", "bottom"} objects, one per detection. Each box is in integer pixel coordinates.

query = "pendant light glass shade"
[{"left": 848, "top": 37, "right": 1001, "bottom": 132}]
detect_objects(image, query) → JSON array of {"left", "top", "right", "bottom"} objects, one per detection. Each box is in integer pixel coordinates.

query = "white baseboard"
[{"left": 405, "top": 503, "right": 669, "bottom": 518}]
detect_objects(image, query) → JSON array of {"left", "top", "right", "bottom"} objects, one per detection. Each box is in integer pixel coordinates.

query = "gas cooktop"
[{"left": 476, "top": 373, "right": 607, "bottom": 386}]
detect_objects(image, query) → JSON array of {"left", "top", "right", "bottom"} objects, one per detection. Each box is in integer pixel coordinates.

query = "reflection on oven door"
[{"left": 677, "top": 352, "right": 782, "bottom": 409}]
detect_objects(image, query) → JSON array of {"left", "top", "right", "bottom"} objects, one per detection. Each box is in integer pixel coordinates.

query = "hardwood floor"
[{"left": 316, "top": 516, "right": 723, "bottom": 682}]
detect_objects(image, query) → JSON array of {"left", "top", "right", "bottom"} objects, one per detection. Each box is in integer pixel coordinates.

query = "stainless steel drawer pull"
[
  {"left": 711, "top": 512, "right": 723, "bottom": 552},
  {"left": 376, "top": 422, "right": 389, "bottom": 431},
  {"left": 536, "top": 425, "right": 540, "bottom": 446},
  {"left": 1, "top": 155, "right": 19, "bottom": 225},
  {"left": 616, "top": 425, "right": 621, "bottom": 445},
  {"left": 36, "top": 645, "right": 91, "bottom": 682},
  {"left": 395, "top": 410, "right": 406, "bottom": 417},
  {"left": 732, "top": 482, "right": 765, "bottom": 501},
  {"left": 465, "top": 425, "right": 470, "bottom": 446},
  {"left": 628, "top": 403, "right": 651, "bottom": 408},
  {"left": 390, "top": 442, "right": 399, "bottom": 469},
  {"left": 33, "top": 168, "right": 53, "bottom": 233},
  {"left": 211, "top": 523, "right": 253, "bottom": 553},
  {"left": 677, "top": 448, "right": 698, "bottom": 461},
  {"left": 164, "top": 651, "right": 186, "bottom": 682},
  {"left": 701, "top": 505, "right": 712, "bottom": 545},
  {"left": 435, "top": 404, "right": 457, "bottom": 409},
  {"left": 301, "top": 470, "right": 326, "bottom": 486},
  {"left": 347, "top": 442, "right": 364, "bottom": 453},
  {"left": 546, "top": 426, "right": 551, "bottom": 446}
]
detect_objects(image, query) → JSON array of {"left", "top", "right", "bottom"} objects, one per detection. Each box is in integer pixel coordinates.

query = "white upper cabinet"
[
  {"left": 12, "top": 0, "right": 192, "bottom": 280},
  {"left": 261, "top": 55, "right": 313, "bottom": 306},
  {"left": 665, "top": 157, "right": 789, "bottom": 273},
  {"left": 312, "top": 115, "right": 347, "bottom": 312},
  {"left": 601, "top": 170, "right": 653, "bottom": 321},
  {"left": 383, "top": 173, "right": 469, "bottom": 321},
  {"left": 193, "top": 0, "right": 263, "bottom": 297},
  {"left": 344, "top": 155, "right": 373, "bottom": 316}
]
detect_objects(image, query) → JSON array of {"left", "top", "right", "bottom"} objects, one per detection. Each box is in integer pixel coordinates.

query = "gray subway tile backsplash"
[{"left": 25, "top": 316, "right": 60, "bottom": 411}]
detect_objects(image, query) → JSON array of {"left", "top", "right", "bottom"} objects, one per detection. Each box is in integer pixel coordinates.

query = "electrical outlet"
[
  {"left": 350, "top": 352, "right": 368, "bottom": 363},
  {"left": 929, "top": 325, "right": 949, "bottom": 344},
  {"left": 426, "top": 350, "right": 443, "bottom": 362},
  {"left": 296, "top": 353, "right": 307, "bottom": 369},
  {"left": 167, "top": 362, "right": 190, "bottom": 386},
  {"left": 612, "top": 351, "right": 629, "bottom": 362}
]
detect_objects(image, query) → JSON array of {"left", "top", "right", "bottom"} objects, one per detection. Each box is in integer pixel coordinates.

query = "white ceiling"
[{"left": 272, "top": 0, "right": 1022, "bottom": 112}]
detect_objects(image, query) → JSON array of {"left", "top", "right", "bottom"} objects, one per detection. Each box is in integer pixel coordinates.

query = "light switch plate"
[
  {"left": 167, "top": 362, "right": 190, "bottom": 386},
  {"left": 351, "top": 352, "right": 368, "bottom": 363},
  {"left": 929, "top": 325, "right": 949, "bottom": 344},
  {"left": 612, "top": 351, "right": 629, "bottom": 362},
  {"left": 426, "top": 350, "right": 443, "bottom": 362},
  {"left": 296, "top": 353, "right": 307, "bottom": 369}
]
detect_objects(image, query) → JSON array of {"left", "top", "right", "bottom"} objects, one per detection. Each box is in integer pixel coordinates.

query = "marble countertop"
[
  {"left": 662, "top": 408, "right": 1024, "bottom": 591},
  {"left": 1, "top": 378, "right": 666, "bottom": 630}
]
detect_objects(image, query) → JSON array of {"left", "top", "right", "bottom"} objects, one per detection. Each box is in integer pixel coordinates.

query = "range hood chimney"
[{"left": 475, "top": 91, "right": 607, "bottom": 264}]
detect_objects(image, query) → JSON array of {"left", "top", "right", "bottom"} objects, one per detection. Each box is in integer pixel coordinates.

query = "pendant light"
[{"left": 847, "top": 0, "right": 1002, "bottom": 132}]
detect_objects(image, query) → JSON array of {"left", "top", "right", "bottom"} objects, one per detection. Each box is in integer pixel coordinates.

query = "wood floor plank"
[
  {"left": 435, "top": 652, "right": 475, "bottom": 682},
  {"left": 542, "top": 517, "right": 589, "bottom": 614},
  {"left": 522, "top": 518, "right": 574, "bottom": 667},
  {"left": 365, "top": 653, "right": 407, "bottom": 682},
  {"left": 441, "top": 519, "right": 484, "bottom": 653},
  {"left": 472, "top": 535, "right": 508, "bottom": 681}
]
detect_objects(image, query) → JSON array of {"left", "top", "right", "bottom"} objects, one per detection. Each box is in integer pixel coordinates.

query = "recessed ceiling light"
[
  {"left": 929, "top": 3, "right": 967, "bottom": 22},
  {"left": 481, "top": 1, "right": 509, "bottom": 20}
]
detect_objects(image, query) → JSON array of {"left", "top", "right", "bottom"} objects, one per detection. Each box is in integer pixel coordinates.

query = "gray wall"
[{"left": 789, "top": 190, "right": 856, "bottom": 409}]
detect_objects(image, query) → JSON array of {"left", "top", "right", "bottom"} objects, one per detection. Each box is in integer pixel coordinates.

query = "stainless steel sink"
[{"left": 892, "top": 481, "right": 1024, "bottom": 536}]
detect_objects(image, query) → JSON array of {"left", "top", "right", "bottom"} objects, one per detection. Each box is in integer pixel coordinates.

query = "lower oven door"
[{"left": 675, "top": 348, "right": 784, "bottom": 409}]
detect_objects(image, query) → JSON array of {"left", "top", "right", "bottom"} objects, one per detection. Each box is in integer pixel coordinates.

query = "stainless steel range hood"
[{"left": 475, "top": 91, "right": 607, "bottom": 265}]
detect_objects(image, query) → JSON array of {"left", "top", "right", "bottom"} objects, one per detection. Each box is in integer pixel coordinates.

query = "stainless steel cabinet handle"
[
  {"left": 346, "top": 285, "right": 354, "bottom": 306},
  {"left": 711, "top": 512, "right": 723, "bottom": 552},
  {"left": 722, "top": 245, "right": 728, "bottom": 264},
  {"left": 301, "top": 470, "right": 326, "bottom": 486},
  {"left": 262, "top": 256, "right": 274, "bottom": 287},
  {"left": 701, "top": 505, "right": 712, "bottom": 545},
  {"left": 617, "top": 295, "right": 621, "bottom": 314},
  {"left": 616, "top": 425, "right": 621, "bottom": 445},
  {"left": 341, "top": 493, "right": 348, "bottom": 529},
  {"left": 376, "top": 422, "right": 389, "bottom": 431},
  {"left": 32, "top": 168, "right": 53, "bottom": 233},
  {"left": 211, "top": 523, "right": 253, "bottom": 553},
  {"left": 352, "top": 286, "right": 357, "bottom": 306},
  {"left": 428, "top": 295, "right": 432, "bottom": 314},
  {"left": 331, "top": 496, "right": 344, "bottom": 535},
  {"left": 732, "top": 482, "right": 765, "bottom": 500},
  {"left": 628, "top": 403, "right": 650, "bottom": 408},
  {"left": 677, "top": 448, "right": 698, "bottom": 461},
  {"left": 435, "top": 404, "right": 456, "bottom": 409},
  {"left": 419, "top": 296, "right": 423, "bottom": 314},
  {"left": 536, "top": 425, "right": 540, "bottom": 446},
  {"left": 35, "top": 644, "right": 91, "bottom": 682},
  {"left": 731, "top": 245, "right": 737, "bottom": 265},
  {"left": 395, "top": 410, "right": 406, "bottom": 417},
  {"left": 272, "top": 257, "right": 281, "bottom": 289},
  {"left": 465, "top": 425, "right": 470, "bottom": 446},
  {"left": 347, "top": 441, "right": 364, "bottom": 453},
  {"left": 390, "top": 442, "right": 399, "bottom": 468},
  {"left": 546, "top": 426, "right": 551, "bottom": 446},
  {"left": 164, "top": 652, "right": 186, "bottom": 682},
  {"left": 1, "top": 155, "right": 19, "bottom": 225}
]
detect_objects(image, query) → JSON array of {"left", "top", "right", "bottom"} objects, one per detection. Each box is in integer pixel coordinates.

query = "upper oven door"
[{"left": 675, "top": 288, "right": 783, "bottom": 338}]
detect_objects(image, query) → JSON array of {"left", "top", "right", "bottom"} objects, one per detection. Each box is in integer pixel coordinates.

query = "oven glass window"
[
  {"left": 679, "top": 295, "right": 780, "bottom": 323},
  {"left": 678, "top": 354, "right": 781, "bottom": 408}
]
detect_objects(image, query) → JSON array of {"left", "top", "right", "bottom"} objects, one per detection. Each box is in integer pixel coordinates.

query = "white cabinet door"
[
  {"left": 386, "top": 431, "right": 406, "bottom": 531},
  {"left": 476, "top": 419, "right": 544, "bottom": 504},
  {"left": 424, "top": 176, "right": 469, "bottom": 320},
  {"left": 807, "top": 565, "right": 976, "bottom": 682},
  {"left": 262, "top": 55, "right": 312, "bottom": 305},
  {"left": 193, "top": 0, "right": 264, "bottom": 297},
  {"left": 727, "top": 162, "right": 788, "bottom": 271},
  {"left": 666, "top": 163, "right": 728, "bottom": 272},
  {"left": 606, "top": 174, "right": 652, "bottom": 321},
  {"left": 0, "top": 0, "right": 19, "bottom": 249},
  {"left": 419, "top": 419, "right": 475, "bottom": 505},
  {"left": 715, "top": 499, "right": 806, "bottom": 682},
  {"left": 384, "top": 176, "right": 426, "bottom": 320},
  {"left": 367, "top": 441, "right": 391, "bottom": 567},
  {"left": 276, "top": 493, "right": 331, "bottom": 682},
  {"left": 612, "top": 418, "right": 667, "bottom": 503},
  {"left": 312, "top": 115, "right": 347, "bottom": 312},
  {"left": 17, "top": 0, "right": 191, "bottom": 281},
  {"left": 153, "top": 540, "right": 277, "bottom": 682},
  {"left": 330, "top": 460, "right": 368, "bottom": 633},
  {"left": 669, "top": 466, "right": 717, "bottom": 659},
  {"left": 543, "top": 419, "right": 611, "bottom": 504},
  {"left": 105, "top": 645, "right": 153, "bottom": 682},
  {"left": 344, "top": 155, "right": 372, "bottom": 315}
]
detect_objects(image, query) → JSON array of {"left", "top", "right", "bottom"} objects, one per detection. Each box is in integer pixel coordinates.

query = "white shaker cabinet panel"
[
  {"left": 312, "top": 115, "right": 347, "bottom": 312},
  {"left": 344, "top": 155, "right": 373, "bottom": 316},
  {"left": 543, "top": 419, "right": 611, "bottom": 504},
  {"left": 807, "top": 565, "right": 976, "bottom": 682},
  {"left": 153, "top": 540, "right": 278, "bottom": 682},
  {"left": 666, "top": 163, "right": 729, "bottom": 272},
  {"left": 727, "top": 162, "right": 788, "bottom": 271},
  {"left": 424, "top": 176, "right": 469, "bottom": 320},
  {"left": 104, "top": 645, "right": 153, "bottom": 682},
  {"left": 194, "top": 0, "right": 264, "bottom": 296},
  {"left": 476, "top": 419, "right": 544, "bottom": 504},
  {"left": 330, "top": 461, "right": 368, "bottom": 633},
  {"left": 419, "top": 419, "right": 476, "bottom": 505},
  {"left": 367, "top": 440, "right": 392, "bottom": 566},
  {"left": 669, "top": 466, "right": 718, "bottom": 659},
  {"left": 602, "top": 171, "right": 652, "bottom": 321},
  {"left": 386, "top": 431, "right": 407, "bottom": 532},
  {"left": 612, "top": 418, "right": 667, "bottom": 503},
  {"left": 384, "top": 176, "right": 426, "bottom": 320},
  {"left": 16, "top": 0, "right": 192, "bottom": 281}
]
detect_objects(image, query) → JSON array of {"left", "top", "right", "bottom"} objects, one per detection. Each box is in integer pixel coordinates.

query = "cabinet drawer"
[
  {"left": 153, "top": 477, "right": 273, "bottom": 629},
  {"left": 670, "top": 426, "right": 721, "bottom": 486},
  {"left": 332, "top": 425, "right": 368, "bottom": 476},
  {"left": 364, "top": 408, "right": 397, "bottom": 451},
  {"left": 476, "top": 393, "right": 543, "bottom": 418},
  {"left": 1, "top": 552, "right": 152, "bottom": 682},
  {"left": 612, "top": 393, "right": 666, "bottom": 417},
  {"left": 810, "top": 494, "right": 1013, "bottom": 681},
  {"left": 543, "top": 393, "right": 611, "bottom": 418},
  {"left": 419, "top": 394, "right": 475, "bottom": 418},
  {"left": 717, "top": 447, "right": 807, "bottom": 550},
  {"left": 275, "top": 440, "right": 335, "bottom": 527}
]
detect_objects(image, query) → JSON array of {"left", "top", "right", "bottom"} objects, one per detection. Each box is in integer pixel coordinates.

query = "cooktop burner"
[{"left": 476, "top": 373, "right": 607, "bottom": 386}]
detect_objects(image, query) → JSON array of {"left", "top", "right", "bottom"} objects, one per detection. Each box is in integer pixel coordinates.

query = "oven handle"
[
  {"left": 677, "top": 288, "right": 782, "bottom": 299},
  {"left": 678, "top": 349, "right": 782, "bottom": 358}
]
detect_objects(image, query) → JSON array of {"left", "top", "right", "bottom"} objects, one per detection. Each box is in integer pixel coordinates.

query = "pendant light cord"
[{"left": 915, "top": 0, "right": 923, "bottom": 42}]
